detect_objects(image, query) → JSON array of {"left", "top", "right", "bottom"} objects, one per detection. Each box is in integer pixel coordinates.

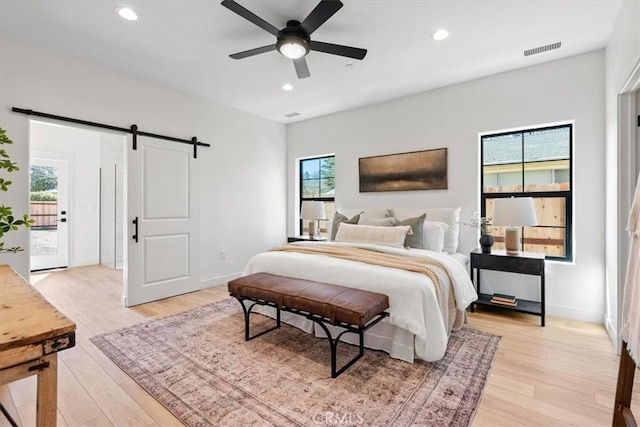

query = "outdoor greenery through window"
[
  {"left": 29, "top": 166, "right": 58, "bottom": 229},
  {"left": 300, "top": 155, "right": 335, "bottom": 237},
  {"left": 481, "top": 124, "right": 572, "bottom": 261}
]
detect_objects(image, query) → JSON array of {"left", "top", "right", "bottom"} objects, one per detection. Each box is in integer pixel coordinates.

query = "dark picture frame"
[{"left": 359, "top": 148, "right": 448, "bottom": 192}]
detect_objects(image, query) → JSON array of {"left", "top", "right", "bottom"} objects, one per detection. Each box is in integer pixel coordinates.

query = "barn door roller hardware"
[{"left": 11, "top": 107, "right": 210, "bottom": 159}]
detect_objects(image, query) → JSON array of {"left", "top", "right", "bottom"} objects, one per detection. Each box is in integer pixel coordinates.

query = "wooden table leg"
[
  {"left": 613, "top": 341, "right": 637, "bottom": 427},
  {"left": 36, "top": 354, "right": 57, "bottom": 427}
]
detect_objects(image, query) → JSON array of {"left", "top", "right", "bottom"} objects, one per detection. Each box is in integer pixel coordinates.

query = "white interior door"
[
  {"left": 125, "top": 135, "right": 200, "bottom": 306},
  {"left": 30, "top": 158, "right": 70, "bottom": 271}
]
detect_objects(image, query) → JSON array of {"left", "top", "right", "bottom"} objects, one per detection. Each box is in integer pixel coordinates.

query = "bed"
[{"left": 242, "top": 207, "right": 478, "bottom": 363}]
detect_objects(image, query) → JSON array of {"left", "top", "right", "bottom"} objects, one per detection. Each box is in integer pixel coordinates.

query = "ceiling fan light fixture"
[{"left": 277, "top": 37, "right": 309, "bottom": 59}]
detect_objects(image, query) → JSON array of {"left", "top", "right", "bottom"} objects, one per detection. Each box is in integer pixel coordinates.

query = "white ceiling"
[{"left": 0, "top": 0, "right": 623, "bottom": 124}]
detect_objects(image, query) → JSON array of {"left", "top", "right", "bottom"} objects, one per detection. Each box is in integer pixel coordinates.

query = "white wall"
[
  {"left": 31, "top": 121, "right": 102, "bottom": 267},
  {"left": 100, "top": 132, "right": 125, "bottom": 269},
  {"left": 604, "top": 0, "right": 640, "bottom": 344},
  {"left": 0, "top": 36, "right": 287, "bottom": 284},
  {"left": 288, "top": 51, "right": 606, "bottom": 323}
]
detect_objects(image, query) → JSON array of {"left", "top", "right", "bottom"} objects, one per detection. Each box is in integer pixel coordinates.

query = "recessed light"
[
  {"left": 345, "top": 63, "right": 354, "bottom": 69},
  {"left": 117, "top": 7, "right": 138, "bottom": 21},
  {"left": 432, "top": 29, "right": 449, "bottom": 41},
  {"left": 282, "top": 83, "right": 294, "bottom": 91}
]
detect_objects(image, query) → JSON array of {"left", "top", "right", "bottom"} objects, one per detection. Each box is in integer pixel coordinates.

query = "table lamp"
[
  {"left": 300, "top": 201, "right": 326, "bottom": 239},
  {"left": 492, "top": 197, "right": 538, "bottom": 254}
]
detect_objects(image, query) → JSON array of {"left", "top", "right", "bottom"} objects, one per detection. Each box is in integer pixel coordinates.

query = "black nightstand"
[
  {"left": 469, "top": 248, "right": 546, "bottom": 326},
  {"left": 287, "top": 236, "right": 328, "bottom": 243}
]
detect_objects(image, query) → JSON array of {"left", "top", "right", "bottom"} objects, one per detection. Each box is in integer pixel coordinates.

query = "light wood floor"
[{"left": 0, "top": 265, "right": 636, "bottom": 426}]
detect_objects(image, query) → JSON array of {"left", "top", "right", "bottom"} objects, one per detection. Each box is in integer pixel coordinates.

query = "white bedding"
[{"left": 243, "top": 241, "right": 477, "bottom": 363}]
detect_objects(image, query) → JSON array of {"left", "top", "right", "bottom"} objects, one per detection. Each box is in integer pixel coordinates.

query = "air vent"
[
  {"left": 524, "top": 41, "right": 561, "bottom": 57},
  {"left": 284, "top": 112, "right": 301, "bottom": 118}
]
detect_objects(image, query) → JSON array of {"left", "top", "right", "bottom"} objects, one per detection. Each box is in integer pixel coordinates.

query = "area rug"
[{"left": 91, "top": 299, "right": 500, "bottom": 426}]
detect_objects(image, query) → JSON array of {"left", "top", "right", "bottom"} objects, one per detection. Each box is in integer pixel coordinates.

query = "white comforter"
[{"left": 243, "top": 241, "right": 477, "bottom": 362}]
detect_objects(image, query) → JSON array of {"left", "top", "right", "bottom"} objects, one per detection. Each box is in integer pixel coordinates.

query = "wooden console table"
[{"left": 0, "top": 264, "right": 76, "bottom": 426}]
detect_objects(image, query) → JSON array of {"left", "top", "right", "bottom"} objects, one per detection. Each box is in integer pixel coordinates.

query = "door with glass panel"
[{"left": 30, "top": 158, "right": 70, "bottom": 271}]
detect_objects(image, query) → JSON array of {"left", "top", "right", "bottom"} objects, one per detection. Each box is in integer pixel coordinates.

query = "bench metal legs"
[
  {"left": 308, "top": 313, "right": 387, "bottom": 378},
  {"left": 235, "top": 298, "right": 281, "bottom": 341},
  {"left": 231, "top": 295, "right": 389, "bottom": 378}
]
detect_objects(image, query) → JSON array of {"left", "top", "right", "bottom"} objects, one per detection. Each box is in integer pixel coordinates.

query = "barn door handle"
[{"left": 132, "top": 217, "right": 138, "bottom": 242}]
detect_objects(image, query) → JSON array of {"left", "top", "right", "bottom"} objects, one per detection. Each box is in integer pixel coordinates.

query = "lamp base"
[
  {"left": 504, "top": 227, "right": 521, "bottom": 254},
  {"left": 308, "top": 221, "right": 317, "bottom": 239}
]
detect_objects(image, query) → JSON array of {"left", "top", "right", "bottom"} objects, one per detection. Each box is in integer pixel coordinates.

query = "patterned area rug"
[{"left": 91, "top": 299, "right": 500, "bottom": 426}]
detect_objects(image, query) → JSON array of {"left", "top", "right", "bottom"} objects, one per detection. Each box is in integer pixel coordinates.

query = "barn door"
[{"left": 125, "top": 135, "right": 200, "bottom": 306}]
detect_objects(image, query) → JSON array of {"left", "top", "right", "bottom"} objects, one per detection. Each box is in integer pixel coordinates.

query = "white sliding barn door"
[{"left": 125, "top": 135, "right": 200, "bottom": 306}]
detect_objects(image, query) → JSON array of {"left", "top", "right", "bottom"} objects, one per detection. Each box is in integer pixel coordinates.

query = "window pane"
[
  {"left": 320, "top": 178, "right": 334, "bottom": 197},
  {"left": 301, "top": 158, "right": 320, "bottom": 179},
  {"left": 483, "top": 169, "right": 523, "bottom": 193},
  {"left": 302, "top": 179, "right": 319, "bottom": 198},
  {"left": 523, "top": 226, "right": 565, "bottom": 257},
  {"left": 524, "top": 159, "right": 570, "bottom": 192},
  {"left": 482, "top": 133, "right": 523, "bottom": 166},
  {"left": 482, "top": 133, "right": 523, "bottom": 193},
  {"left": 523, "top": 127, "right": 570, "bottom": 162},
  {"left": 484, "top": 196, "right": 567, "bottom": 257},
  {"left": 320, "top": 157, "right": 334, "bottom": 178},
  {"left": 533, "top": 197, "right": 565, "bottom": 227}
]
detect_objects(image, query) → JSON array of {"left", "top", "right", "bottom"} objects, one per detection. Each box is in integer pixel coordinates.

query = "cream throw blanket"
[
  {"left": 270, "top": 245, "right": 463, "bottom": 333},
  {"left": 622, "top": 174, "right": 640, "bottom": 365}
]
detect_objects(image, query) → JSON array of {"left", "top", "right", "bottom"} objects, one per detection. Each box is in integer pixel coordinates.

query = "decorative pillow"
[
  {"left": 391, "top": 207, "right": 461, "bottom": 254},
  {"left": 393, "top": 214, "right": 426, "bottom": 249},
  {"left": 329, "top": 211, "right": 363, "bottom": 241},
  {"left": 335, "top": 223, "right": 410, "bottom": 248},
  {"left": 423, "top": 221, "right": 449, "bottom": 252},
  {"left": 358, "top": 214, "right": 395, "bottom": 227}
]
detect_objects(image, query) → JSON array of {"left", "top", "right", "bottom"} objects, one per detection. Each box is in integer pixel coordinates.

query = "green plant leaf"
[{"left": 0, "top": 127, "right": 28, "bottom": 253}]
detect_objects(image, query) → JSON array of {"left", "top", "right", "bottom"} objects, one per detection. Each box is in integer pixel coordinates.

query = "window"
[
  {"left": 300, "top": 155, "right": 335, "bottom": 237},
  {"left": 481, "top": 124, "right": 572, "bottom": 261}
]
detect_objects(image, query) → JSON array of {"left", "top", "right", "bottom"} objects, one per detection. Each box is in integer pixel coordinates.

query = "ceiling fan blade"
[
  {"left": 221, "top": 0, "right": 280, "bottom": 36},
  {"left": 299, "top": 0, "right": 343, "bottom": 35},
  {"left": 293, "top": 57, "right": 310, "bottom": 79},
  {"left": 229, "top": 44, "right": 277, "bottom": 59},
  {"left": 310, "top": 40, "right": 367, "bottom": 60}
]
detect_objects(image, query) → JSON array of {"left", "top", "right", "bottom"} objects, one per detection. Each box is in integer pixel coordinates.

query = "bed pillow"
[
  {"left": 393, "top": 214, "right": 426, "bottom": 249},
  {"left": 335, "top": 223, "right": 410, "bottom": 248},
  {"left": 423, "top": 221, "right": 449, "bottom": 252},
  {"left": 391, "top": 207, "right": 461, "bottom": 254},
  {"left": 359, "top": 214, "right": 396, "bottom": 227},
  {"left": 329, "top": 211, "right": 363, "bottom": 241}
]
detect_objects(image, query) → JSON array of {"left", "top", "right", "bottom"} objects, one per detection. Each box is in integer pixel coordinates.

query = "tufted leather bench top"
[{"left": 228, "top": 272, "right": 389, "bottom": 327}]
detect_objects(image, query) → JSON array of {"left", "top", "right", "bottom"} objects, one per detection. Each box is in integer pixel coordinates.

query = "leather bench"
[{"left": 228, "top": 272, "right": 389, "bottom": 378}]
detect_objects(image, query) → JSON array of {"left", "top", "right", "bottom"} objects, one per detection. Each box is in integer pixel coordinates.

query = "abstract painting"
[{"left": 359, "top": 148, "right": 447, "bottom": 192}]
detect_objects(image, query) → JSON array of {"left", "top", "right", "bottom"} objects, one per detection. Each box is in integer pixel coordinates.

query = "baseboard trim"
[
  {"left": 545, "top": 303, "right": 603, "bottom": 323},
  {"left": 201, "top": 272, "right": 243, "bottom": 289},
  {"left": 603, "top": 314, "right": 619, "bottom": 351}
]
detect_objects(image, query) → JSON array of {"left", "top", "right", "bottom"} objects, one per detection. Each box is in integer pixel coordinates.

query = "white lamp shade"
[
  {"left": 492, "top": 197, "right": 538, "bottom": 226},
  {"left": 300, "top": 201, "right": 327, "bottom": 220}
]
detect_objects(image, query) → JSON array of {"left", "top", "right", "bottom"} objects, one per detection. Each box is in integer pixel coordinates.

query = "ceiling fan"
[{"left": 221, "top": 0, "right": 367, "bottom": 79}]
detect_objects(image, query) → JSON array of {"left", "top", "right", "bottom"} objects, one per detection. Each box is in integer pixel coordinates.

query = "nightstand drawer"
[{"left": 471, "top": 252, "right": 544, "bottom": 274}]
